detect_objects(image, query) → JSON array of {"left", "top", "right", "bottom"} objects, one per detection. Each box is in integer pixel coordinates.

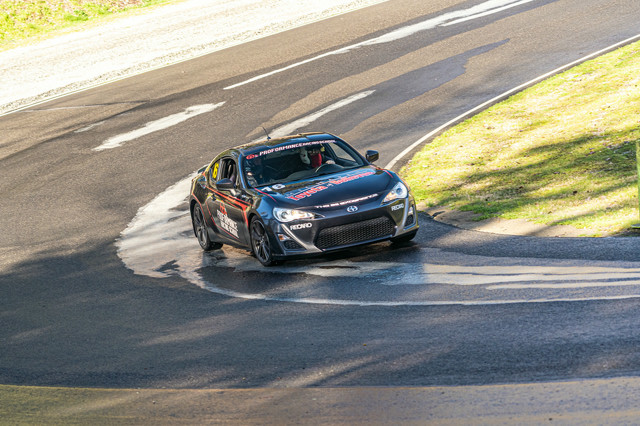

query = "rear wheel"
[
  {"left": 250, "top": 217, "right": 278, "bottom": 266},
  {"left": 192, "top": 204, "right": 222, "bottom": 251}
]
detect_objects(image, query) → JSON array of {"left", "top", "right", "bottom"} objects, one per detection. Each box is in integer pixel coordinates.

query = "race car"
[{"left": 189, "top": 132, "right": 418, "bottom": 266}]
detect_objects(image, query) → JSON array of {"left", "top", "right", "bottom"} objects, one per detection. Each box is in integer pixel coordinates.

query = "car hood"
[{"left": 257, "top": 166, "right": 395, "bottom": 208}]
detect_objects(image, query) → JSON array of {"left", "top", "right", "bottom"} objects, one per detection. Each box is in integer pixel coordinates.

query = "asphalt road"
[{"left": 2, "top": 0, "right": 640, "bottom": 400}]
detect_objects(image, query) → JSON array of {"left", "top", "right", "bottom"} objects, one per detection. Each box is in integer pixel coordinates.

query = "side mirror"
[
  {"left": 216, "top": 178, "right": 235, "bottom": 190},
  {"left": 365, "top": 150, "right": 379, "bottom": 163}
]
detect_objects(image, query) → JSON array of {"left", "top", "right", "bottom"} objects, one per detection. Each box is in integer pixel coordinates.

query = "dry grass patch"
[
  {"left": 0, "top": 0, "right": 177, "bottom": 48},
  {"left": 402, "top": 41, "right": 640, "bottom": 236}
]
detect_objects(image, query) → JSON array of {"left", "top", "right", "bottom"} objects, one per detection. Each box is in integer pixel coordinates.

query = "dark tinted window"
[{"left": 243, "top": 139, "right": 365, "bottom": 187}]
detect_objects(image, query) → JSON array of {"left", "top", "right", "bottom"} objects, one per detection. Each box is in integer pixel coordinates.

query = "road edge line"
[{"left": 385, "top": 33, "right": 640, "bottom": 171}]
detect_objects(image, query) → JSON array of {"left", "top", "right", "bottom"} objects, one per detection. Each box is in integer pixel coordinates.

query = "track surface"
[{"left": 2, "top": 0, "right": 640, "bottom": 392}]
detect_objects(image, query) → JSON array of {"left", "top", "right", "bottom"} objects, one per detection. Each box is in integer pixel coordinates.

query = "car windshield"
[{"left": 242, "top": 139, "right": 366, "bottom": 188}]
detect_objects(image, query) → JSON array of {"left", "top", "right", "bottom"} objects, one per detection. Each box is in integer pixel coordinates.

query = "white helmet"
[{"left": 299, "top": 147, "right": 310, "bottom": 165}]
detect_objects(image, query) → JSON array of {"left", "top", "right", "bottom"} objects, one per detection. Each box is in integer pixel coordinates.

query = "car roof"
[{"left": 235, "top": 132, "right": 339, "bottom": 156}]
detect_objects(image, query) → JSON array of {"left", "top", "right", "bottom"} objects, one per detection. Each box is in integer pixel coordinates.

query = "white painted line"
[
  {"left": 384, "top": 33, "right": 640, "bottom": 170},
  {"left": 255, "top": 90, "right": 375, "bottom": 141},
  {"left": 181, "top": 287, "right": 640, "bottom": 307},
  {"left": 178, "top": 254, "right": 640, "bottom": 306},
  {"left": 415, "top": 264, "right": 640, "bottom": 286},
  {"left": 489, "top": 281, "right": 640, "bottom": 290},
  {"left": 441, "top": 0, "right": 534, "bottom": 27},
  {"left": 75, "top": 120, "right": 105, "bottom": 133},
  {"left": 93, "top": 102, "right": 224, "bottom": 151},
  {"left": 224, "top": 0, "right": 536, "bottom": 90},
  {"left": 118, "top": 172, "right": 198, "bottom": 279},
  {"left": 416, "top": 273, "right": 640, "bottom": 286}
]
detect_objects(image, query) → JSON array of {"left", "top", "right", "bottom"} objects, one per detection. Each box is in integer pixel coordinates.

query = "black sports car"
[{"left": 189, "top": 132, "right": 418, "bottom": 266}]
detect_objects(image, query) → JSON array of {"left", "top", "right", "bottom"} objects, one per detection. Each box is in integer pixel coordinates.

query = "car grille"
[
  {"left": 315, "top": 216, "right": 395, "bottom": 250},
  {"left": 405, "top": 212, "right": 415, "bottom": 227},
  {"left": 283, "top": 240, "right": 303, "bottom": 250}
]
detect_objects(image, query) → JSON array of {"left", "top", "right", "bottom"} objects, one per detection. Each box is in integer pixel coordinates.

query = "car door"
[{"left": 205, "top": 157, "right": 250, "bottom": 245}]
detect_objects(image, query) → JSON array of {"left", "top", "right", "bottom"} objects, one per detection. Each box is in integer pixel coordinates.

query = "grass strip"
[
  {"left": 0, "top": 0, "right": 179, "bottom": 50},
  {"left": 401, "top": 40, "right": 640, "bottom": 237}
]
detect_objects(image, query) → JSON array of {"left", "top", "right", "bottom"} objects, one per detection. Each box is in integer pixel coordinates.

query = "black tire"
[
  {"left": 391, "top": 230, "right": 417, "bottom": 245},
  {"left": 250, "top": 217, "right": 278, "bottom": 266},
  {"left": 192, "top": 204, "right": 222, "bottom": 251}
]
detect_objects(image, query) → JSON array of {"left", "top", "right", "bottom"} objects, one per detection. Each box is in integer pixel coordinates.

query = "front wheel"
[
  {"left": 250, "top": 217, "right": 278, "bottom": 266},
  {"left": 192, "top": 204, "right": 223, "bottom": 251}
]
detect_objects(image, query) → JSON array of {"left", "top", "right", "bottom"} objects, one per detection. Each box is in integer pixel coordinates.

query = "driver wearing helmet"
[
  {"left": 299, "top": 145, "right": 334, "bottom": 169},
  {"left": 299, "top": 146, "right": 322, "bottom": 168}
]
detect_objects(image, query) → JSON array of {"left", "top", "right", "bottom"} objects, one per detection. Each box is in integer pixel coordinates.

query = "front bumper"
[{"left": 269, "top": 196, "right": 418, "bottom": 258}]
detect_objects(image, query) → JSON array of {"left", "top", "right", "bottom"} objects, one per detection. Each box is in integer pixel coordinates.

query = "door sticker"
[{"left": 217, "top": 203, "right": 239, "bottom": 238}]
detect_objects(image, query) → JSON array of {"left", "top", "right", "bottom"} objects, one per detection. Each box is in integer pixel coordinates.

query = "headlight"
[
  {"left": 273, "top": 207, "right": 315, "bottom": 222},
  {"left": 383, "top": 182, "right": 408, "bottom": 204}
]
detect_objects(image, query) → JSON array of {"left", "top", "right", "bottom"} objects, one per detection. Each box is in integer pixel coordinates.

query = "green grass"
[
  {"left": 401, "top": 40, "right": 640, "bottom": 237},
  {"left": 0, "top": 0, "right": 180, "bottom": 49}
]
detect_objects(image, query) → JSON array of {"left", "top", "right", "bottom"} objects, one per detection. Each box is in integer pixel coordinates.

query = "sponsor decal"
[
  {"left": 260, "top": 183, "right": 286, "bottom": 192},
  {"left": 249, "top": 140, "right": 337, "bottom": 159},
  {"left": 391, "top": 203, "right": 404, "bottom": 211},
  {"left": 217, "top": 204, "right": 239, "bottom": 238},
  {"left": 315, "top": 193, "right": 378, "bottom": 209},
  {"left": 285, "top": 169, "right": 376, "bottom": 201},
  {"left": 327, "top": 170, "right": 375, "bottom": 186},
  {"left": 290, "top": 223, "right": 312, "bottom": 230},
  {"left": 287, "top": 185, "right": 329, "bottom": 201}
]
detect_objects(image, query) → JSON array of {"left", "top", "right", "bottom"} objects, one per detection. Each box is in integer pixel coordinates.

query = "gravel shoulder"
[
  {"left": 0, "top": 0, "right": 387, "bottom": 115},
  {"left": 422, "top": 205, "right": 593, "bottom": 237}
]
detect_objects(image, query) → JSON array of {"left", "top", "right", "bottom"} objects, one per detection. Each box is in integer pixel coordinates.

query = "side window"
[
  {"left": 219, "top": 158, "right": 238, "bottom": 185},
  {"left": 328, "top": 144, "right": 357, "bottom": 166}
]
